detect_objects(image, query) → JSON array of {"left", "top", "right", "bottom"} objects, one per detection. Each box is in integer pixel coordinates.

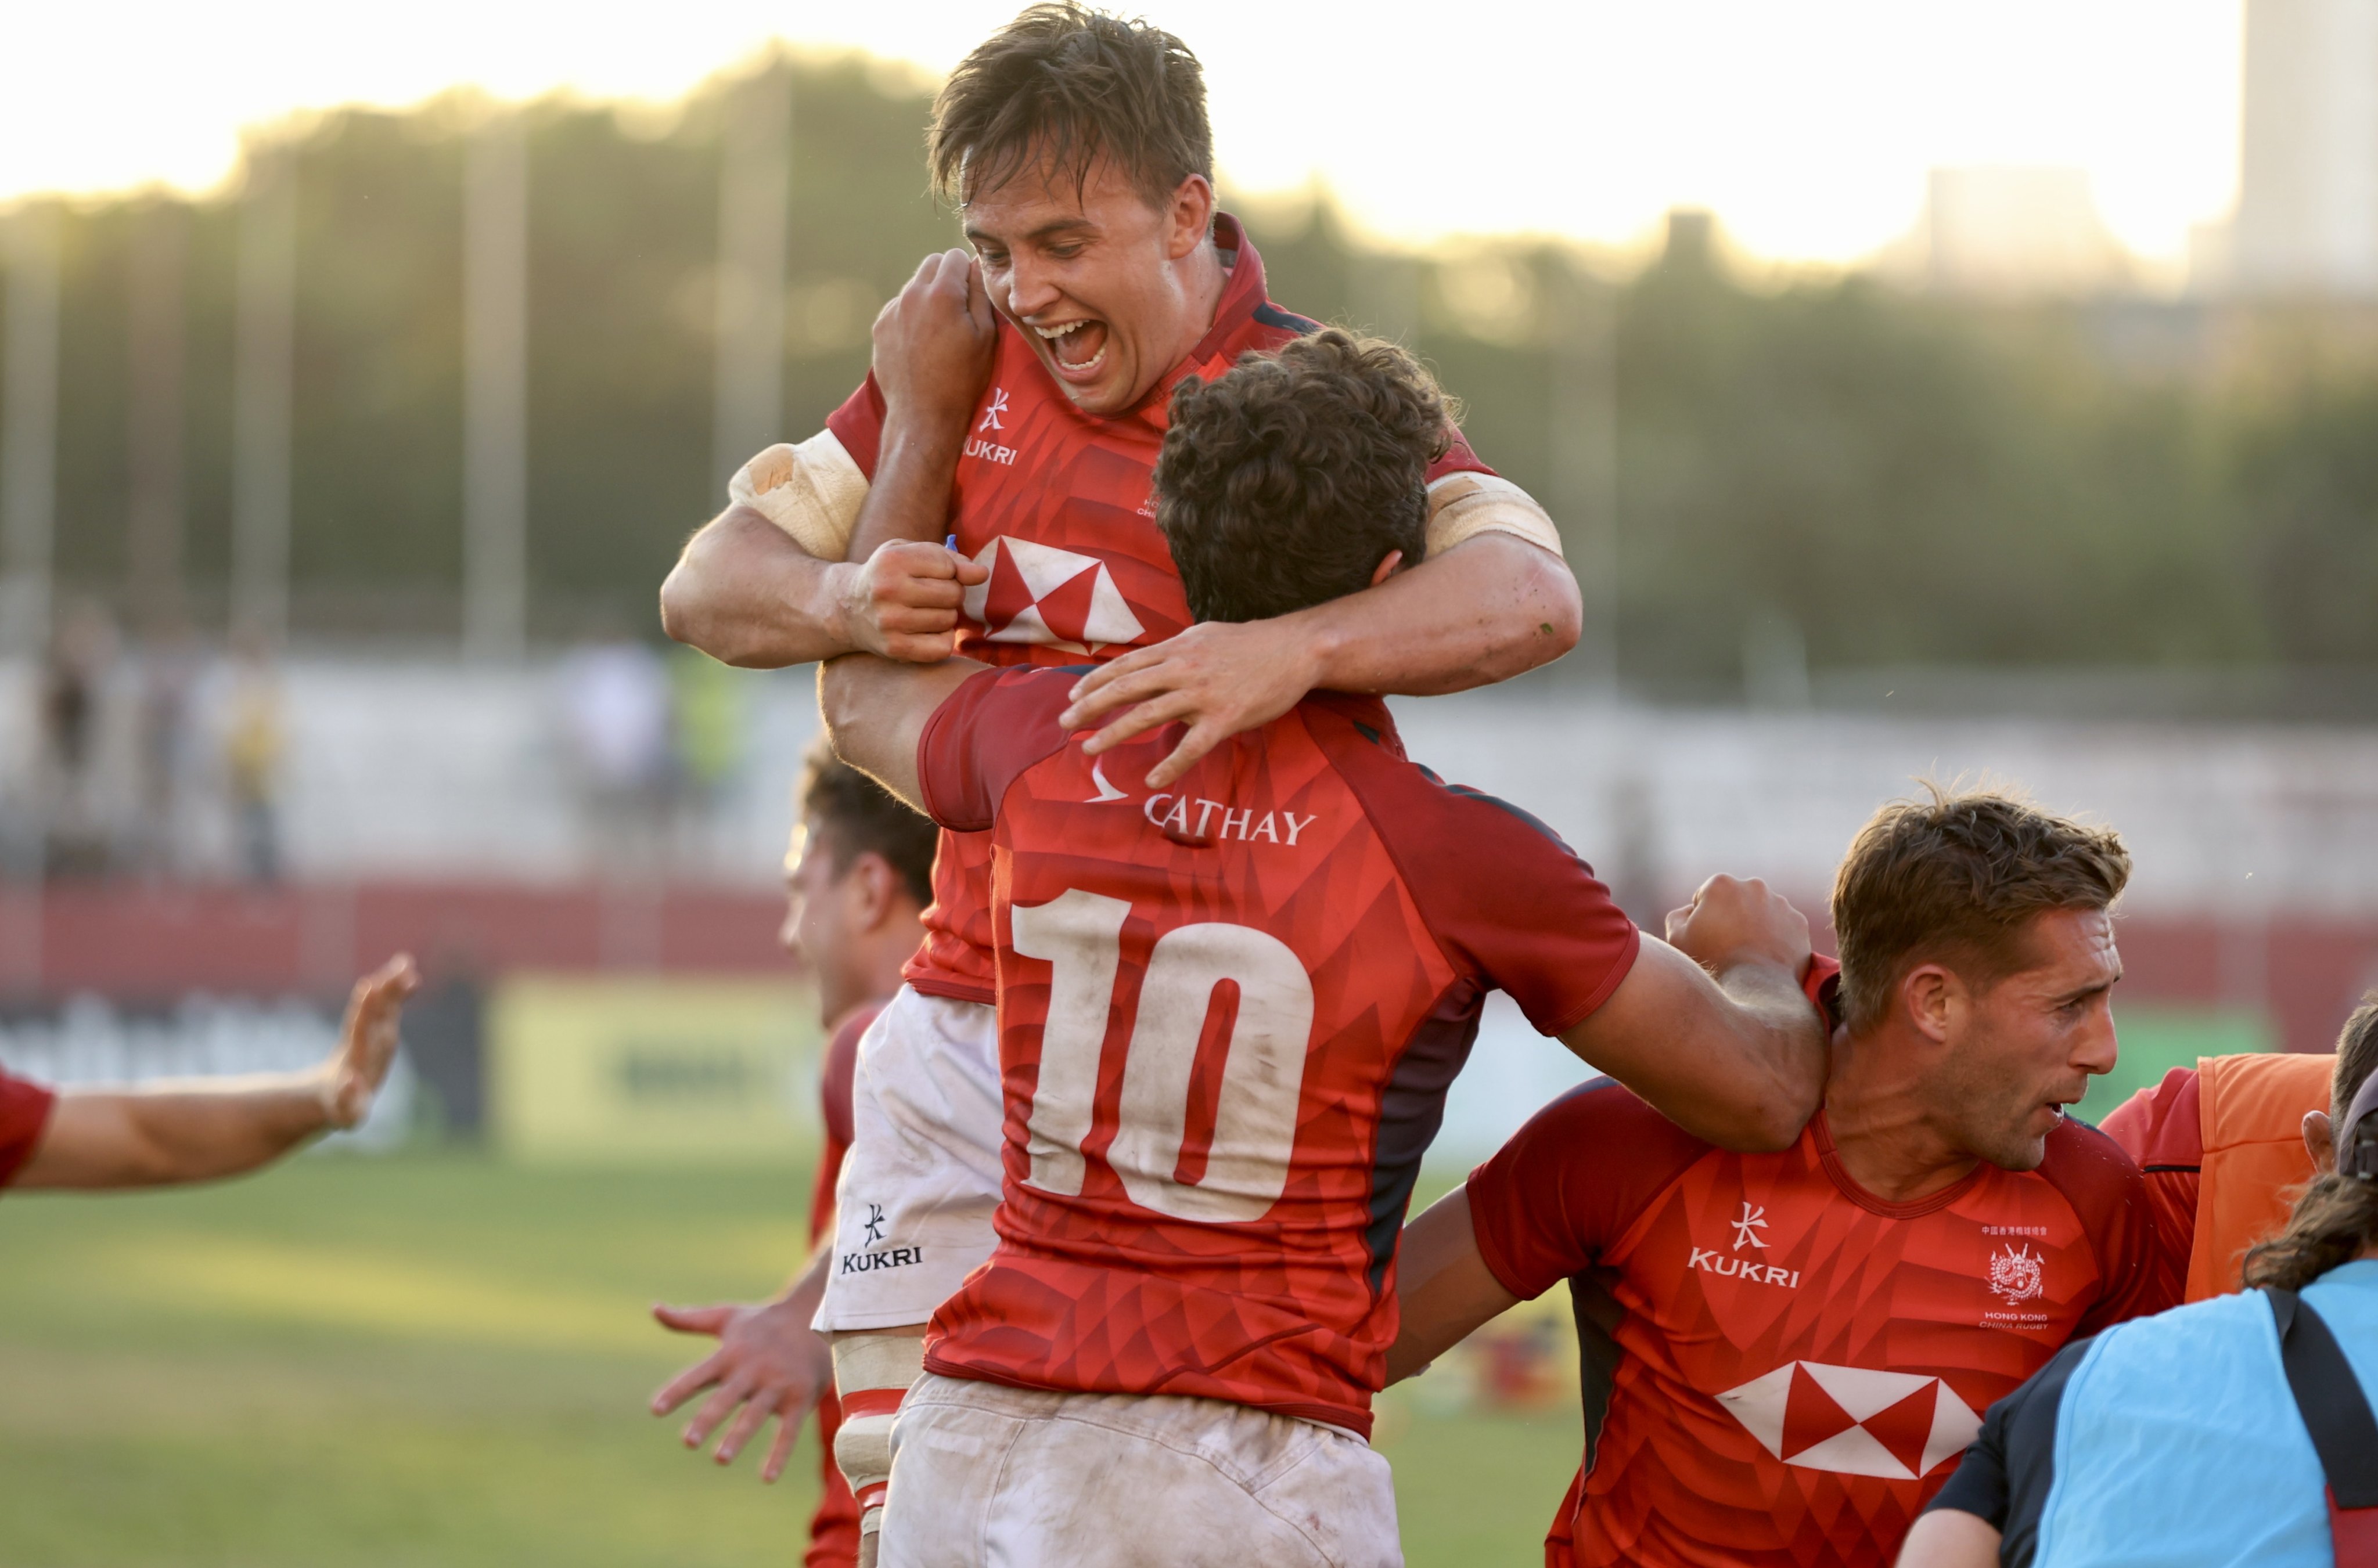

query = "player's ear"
[
  {"left": 1368, "top": 550, "right": 1406, "bottom": 589},
  {"left": 846, "top": 852, "right": 899, "bottom": 929},
  {"left": 2305, "top": 1108, "right": 2336, "bottom": 1174},
  {"left": 1899, "top": 963, "right": 1956, "bottom": 1047},
  {"left": 1165, "top": 174, "right": 1214, "bottom": 261}
]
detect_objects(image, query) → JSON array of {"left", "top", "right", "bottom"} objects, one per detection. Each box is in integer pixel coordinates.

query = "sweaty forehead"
[
  {"left": 962, "top": 152, "right": 1152, "bottom": 238},
  {"left": 2019, "top": 906, "right": 2120, "bottom": 989}
]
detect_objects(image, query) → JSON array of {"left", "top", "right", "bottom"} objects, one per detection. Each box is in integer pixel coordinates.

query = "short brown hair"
[
  {"left": 2242, "top": 999, "right": 2378, "bottom": 1291},
  {"left": 798, "top": 738, "right": 937, "bottom": 907},
  {"left": 1832, "top": 785, "right": 2131, "bottom": 1033},
  {"left": 1154, "top": 330, "right": 1448, "bottom": 624},
  {"left": 930, "top": 3, "right": 1212, "bottom": 208}
]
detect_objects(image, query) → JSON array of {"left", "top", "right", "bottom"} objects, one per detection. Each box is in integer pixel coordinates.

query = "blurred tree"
[{"left": 0, "top": 46, "right": 2368, "bottom": 689}]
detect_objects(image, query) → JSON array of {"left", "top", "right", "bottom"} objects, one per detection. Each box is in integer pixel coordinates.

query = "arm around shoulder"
[
  {"left": 1559, "top": 929, "right": 1825, "bottom": 1154},
  {"left": 817, "top": 654, "right": 985, "bottom": 813}
]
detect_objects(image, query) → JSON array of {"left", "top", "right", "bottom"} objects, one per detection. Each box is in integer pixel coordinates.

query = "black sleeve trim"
[{"left": 1924, "top": 1333, "right": 2098, "bottom": 1568}]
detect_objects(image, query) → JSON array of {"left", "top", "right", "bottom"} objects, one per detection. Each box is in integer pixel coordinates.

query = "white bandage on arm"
[
  {"left": 832, "top": 1331, "right": 927, "bottom": 1550},
  {"left": 726, "top": 430, "right": 870, "bottom": 562},
  {"left": 1422, "top": 471, "right": 1564, "bottom": 560}
]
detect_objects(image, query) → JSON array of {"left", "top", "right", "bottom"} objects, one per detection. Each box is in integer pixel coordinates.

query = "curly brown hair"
[
  {"left": 930, "top": 3, "right": 1211, "bottom": 209},
  {"left": 2243, "top": 999, "right": 2378, "bottom": 1292},
  {"left": 1831, "top": 784, "right": 2132, "bottom": 1034},
  {"left": 1153, "top": 330, "right": 1449, "bottom": 625}
]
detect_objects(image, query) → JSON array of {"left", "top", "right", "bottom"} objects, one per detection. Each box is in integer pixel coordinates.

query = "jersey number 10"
[{"left": 1011, "top": 889, "right": 1316, "bottom": 1224}]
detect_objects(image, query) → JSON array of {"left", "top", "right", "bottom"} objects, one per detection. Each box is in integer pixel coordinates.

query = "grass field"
[{"left": 0, "top": 1154, "right": 1578, "bottom": 1567}]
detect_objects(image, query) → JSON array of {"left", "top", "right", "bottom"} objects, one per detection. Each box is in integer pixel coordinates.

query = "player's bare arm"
[
  {"left": 1065, "top": 528, "right": 1581, "bottom": 789},
  {"left": 1384, "top": 1185, "right": 1520, "bottom": 1385},
  {"left": 1892, "top": 1509, "right": 2003, "bottom": 1568},
  {"left": 650, "top": 1236, "right": 835, "bottom": 1483},
  {"left": 1558, "top": 875, "right": 1827, "bottom": 1152},
  {"left": 817, "top": 652, "right": 990, "bottom": 810},
  {"left": 15, "top": 954, "right": 418, "bottom": 1189},
  {"left": 659, "top": 251, "right": 994, "bottom": 668}
]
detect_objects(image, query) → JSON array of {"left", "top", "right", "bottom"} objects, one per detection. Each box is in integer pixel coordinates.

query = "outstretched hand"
[
  {"left": 321, "top": 954, "right": 419, "bottom": 1131},
  {"left": 1664, "top": 876, "right": 1812, "bottom": 979},
  {"left": 1060, "top": 619, "right": 1323, "bottom": 790},
  {"left": 650, "top": 1297, "right": 833, "bottom": 1483}
]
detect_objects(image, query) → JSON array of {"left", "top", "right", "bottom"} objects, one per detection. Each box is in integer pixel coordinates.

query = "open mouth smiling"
[{"left": 1033, "top": 317, "right": 1109, "bottom": 376}]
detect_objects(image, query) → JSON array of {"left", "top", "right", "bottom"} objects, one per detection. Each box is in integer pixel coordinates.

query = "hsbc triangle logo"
[
  {"left": 1716, "top": 1361, "right": 1981, "bottom": 1481},
  {"left": 962, "top": 537, "right": 1146, "bottom": 654}
]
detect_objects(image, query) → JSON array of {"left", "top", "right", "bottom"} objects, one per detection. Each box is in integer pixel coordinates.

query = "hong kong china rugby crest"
[{"left": 1987, "top": 1242, "right": 2045, "bottom": 1304}]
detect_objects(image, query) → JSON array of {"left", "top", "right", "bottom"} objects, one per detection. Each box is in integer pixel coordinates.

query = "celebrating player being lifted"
[
  {"left": 818, "top": 329, "right": 1829, "bottom": 1568},
  {"left": 660, "top": 5, "right": 1579, "bottom": 1551}
]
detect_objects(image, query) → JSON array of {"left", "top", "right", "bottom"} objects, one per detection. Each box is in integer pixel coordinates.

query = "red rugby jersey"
[
  {"left": 803, "top": 1003, "right": 878, "bottom": 1568},
  {"left": 2098, "top": 1065, "right": 2201, "bottom": 1312},
  {"left": 1467, "top": 1027, "right": 2167, "bottom": 1568},
  {"left": 908, "top": 665, "right": 1638, "bottom": 1434},
  {"left": 0, "top": 1069, "right": 55, "bottom": 1188},
  {"left": 826, "top": 214, "right": 1492, "bottom": 1004}
]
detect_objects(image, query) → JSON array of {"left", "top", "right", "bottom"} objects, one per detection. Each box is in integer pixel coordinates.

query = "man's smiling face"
[{"left": 962, "top": 153, "right": 1215, "bottom": 418}]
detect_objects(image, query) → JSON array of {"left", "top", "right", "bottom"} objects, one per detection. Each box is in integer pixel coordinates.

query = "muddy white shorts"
[
  {"left": 878, "top": 1372, "right": 1402, "bottom": 1568},
  {"left": 812, "top": 987, "right": 1005, "bottom": 1333}
]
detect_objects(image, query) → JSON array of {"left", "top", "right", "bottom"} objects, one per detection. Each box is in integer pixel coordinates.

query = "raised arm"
[
  {"left": 16, "top": 954, "right": 418, "bottom": 1189},
  {"left": 1386, "top": 1185, "right": 1522, "bottom": 1385},
  {"left": 659, "top": 251, "right": 995, "bottom": 669},
  {"left": 1066, "top": 524, "right": 1580, "bottom": 788},
  {"left": 817, "top": 653, "right": 988, "bottom": 812},
  {"left": 1559, "top": 876, "right": 1827, "bottom": 1153}
]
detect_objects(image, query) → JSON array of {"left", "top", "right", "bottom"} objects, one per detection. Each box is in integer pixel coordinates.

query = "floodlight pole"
[
  {"left": 711, "top": 62, "right": 793, "bottom": 496},
  {"left": 232, "top": 147, "right": 297, "bottom": 650},
  {"left": 126, "top": 200, "right": 189, "bottom": 634},
  {"left": 1548, "top": 260, "right": 1619, "bottom": 704},
  {"left": 1, "top": 203, "right": 60, "bottom": 662},
  {"left": 463, "top": 110, "right": 530, "bottom": 662}
]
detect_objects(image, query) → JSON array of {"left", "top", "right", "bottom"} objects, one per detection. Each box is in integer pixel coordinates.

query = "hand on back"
[{"left": 1060, "top": 619, "right": 1322, "bottom": 790}]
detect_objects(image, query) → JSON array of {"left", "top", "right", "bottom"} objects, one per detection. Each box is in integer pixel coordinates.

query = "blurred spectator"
[
  {"left": 222, "top": 639, "right": 286, "bottom": 884},
  {"left": 557, "top": 639, "right": 675, "bottom": 875},
  {"left": 1901, "top": 1011, "right": 2378, "bottom": 1567},
  {"left": 38, "top": 603, "right": 119, "bottom": 878},
  {"left": 129, "top": 621, "right": 200, "bottom": 878},
  {"left": 668, "top": 645, "right": 747, "bottom": 873}
]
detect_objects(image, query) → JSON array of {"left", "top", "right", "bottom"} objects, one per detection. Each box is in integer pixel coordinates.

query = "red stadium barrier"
[
  {"left": 0, "top": 879, "right": 792, "bottom": 1002},
  {"left": 1, "top": 884, "right": 2372, "bottom": 1054}
]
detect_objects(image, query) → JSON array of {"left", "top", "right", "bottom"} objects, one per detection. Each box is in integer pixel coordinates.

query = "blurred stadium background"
[{"left": 5, "top": 2, "right": 2378, "bottom": 1562}]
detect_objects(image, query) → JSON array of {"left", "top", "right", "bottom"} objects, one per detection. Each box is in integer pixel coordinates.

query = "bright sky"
[{"left": 0, "top": 0, "right": 2245, "bottom": 265}]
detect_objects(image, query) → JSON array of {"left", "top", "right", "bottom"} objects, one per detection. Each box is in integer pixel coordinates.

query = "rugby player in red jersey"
[
  {"left": 649, "top": 743, "right": 936, "bottom": 1566},
  {"left": 815, "top": 330, "right": 1829, "bottom": 1567},
  {"left": 0, "top": 955, "right": 415, "bottom": 1193},
  {"left": 1388, "top": 790, "right": 2172, "bottom": 1568},
  {"left": 657, "top": 6, "right": 1582, "bottom": 1540}
]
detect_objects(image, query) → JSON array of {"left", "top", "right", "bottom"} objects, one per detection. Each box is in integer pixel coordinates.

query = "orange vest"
[{"left": 2185, "top": 1051, "right": 2334, "bottom": 1302}]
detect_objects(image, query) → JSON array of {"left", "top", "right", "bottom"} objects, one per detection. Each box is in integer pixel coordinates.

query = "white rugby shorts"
[
  {"left": 879, "top": 1373, "right": 1402, "bottom": 1568},
  {"left": 812, "top": 987, "right": 1005, "bottom": 1333}
]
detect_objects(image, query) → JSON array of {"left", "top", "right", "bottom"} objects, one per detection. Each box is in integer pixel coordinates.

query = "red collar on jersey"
[{"left": 1132, "top": 212, "right": 1286, "bottom": 430}]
